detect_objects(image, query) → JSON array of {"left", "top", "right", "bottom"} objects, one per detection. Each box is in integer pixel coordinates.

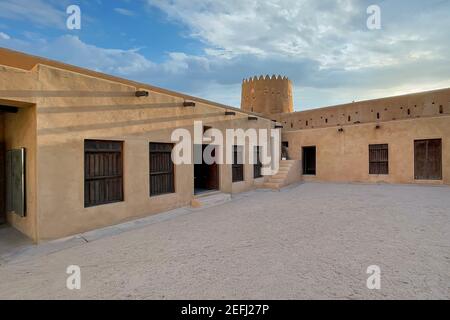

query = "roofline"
[
  {"left": 282, "top": 87, "right": 450, "bottom": 116},
  {"left": 0, "top": 47, "right": 270, "bottom": 120}
]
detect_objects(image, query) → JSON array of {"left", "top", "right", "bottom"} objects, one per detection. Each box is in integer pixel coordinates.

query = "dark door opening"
[
  {"left": 0, "top": 143, "right": 5, "bottom": 224},
  {"left": 282, "top": 141, "right": 289, "bottom": 159},
  {"left": 194, "top": 144, "right": 219, "bottom": 194},
  {"left": 302, "top": 146, "right": 316, "bottom": 175},
  {"left": 414, "top": 139, "right": 442, "bottom": 180}
]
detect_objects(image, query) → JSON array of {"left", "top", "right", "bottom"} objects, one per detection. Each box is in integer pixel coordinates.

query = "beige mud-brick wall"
[
  {"left": 275, "top": 88, "right": 450, "bottom": 131},
  {"left": 241, "top": 75, "right": 293, "bottom": 116},
  {"left": 32, "top": 65, "right": 273, "bottom": 240},
  {"left": 0, "top": 50, "right": 276, "bottom": 241},
  {"left": 283, "top": 116, "right": 450, "bottom": 185}
]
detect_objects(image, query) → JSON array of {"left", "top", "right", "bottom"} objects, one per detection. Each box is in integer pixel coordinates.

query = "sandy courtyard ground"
[{"left": 0, "top": 182, "right": 449, "bottom": 299}]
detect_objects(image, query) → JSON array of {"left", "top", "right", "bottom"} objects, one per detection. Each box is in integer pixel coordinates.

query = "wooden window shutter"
[
  {"left": 414, "top": 139, "right": 442, "bottom": 180},
  {"left": 84, "top": 140, "right": 123, "bottom": 207},
  {"left": 369, "top": 144, "right": 389, "bottom": 175},
  {"left": 149, "top": 143, "right": 175, "bottom": 196}
]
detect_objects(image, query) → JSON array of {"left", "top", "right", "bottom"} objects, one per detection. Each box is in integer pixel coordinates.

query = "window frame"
[
  {"left": 232, "top": 145, "right": 244, "bottom": 182},
  {"left": 149, "top": 142, "right": 175, "bottom": 197},
  {"left": 84, "top": 140, "right": 124, "bottom": 208},
  {"left": 369, "top": 144, "right": 389, "bottom": 175},
  {"left": 414, "top": 139, "right": 442, "bottom": 180}
]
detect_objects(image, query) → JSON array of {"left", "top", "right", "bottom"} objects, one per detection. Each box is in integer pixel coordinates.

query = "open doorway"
[
  {"left": 302, "top": 146, "right": 316, "bottom": 175},
  {"left": 1, "top": 104, "right": 29, "bottom": 224},
  {"left": 0, "top": 142, "right": 5, "bottom": 224},
  {"left": 194, "top": 144, "right": 219, "bottom": 195}
]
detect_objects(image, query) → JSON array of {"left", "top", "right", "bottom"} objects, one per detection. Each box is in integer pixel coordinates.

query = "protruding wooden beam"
[
  {"left": 135, "top": 90, "right": 149, "bottom": 97},
  {"left": 183, "top": 100, "right": 196, "bottom": 107}
]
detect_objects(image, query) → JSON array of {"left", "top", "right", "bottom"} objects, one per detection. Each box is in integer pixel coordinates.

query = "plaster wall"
[
  {"left": 283, "top": 116, "right": 450, "bottom": 185},
  {"left": 276, "top": 88, "right": 450, "bottom": 131},
  {"left": 241, "top": 75, "right": 293, "bottom": 116},
  {"left": 1, "top": 62, "right": 274, "bottom": 240}
]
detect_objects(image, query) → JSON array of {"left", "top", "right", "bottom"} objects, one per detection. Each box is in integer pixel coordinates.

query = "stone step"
[
  {"left": 279, "top": 162, "right": 293, "bottom": 167},
  {"left": 263, "top": 182, "right": 282, "bottom": 190},
  {"left": 272, "top": 170, "right": 289, "bottom": 176},
  {"left": 191, "top": 192, "right": 231, "bottom": 209},
  {"left": 280, "top": 160, "right": 297, "bottom": 164},
  {"left": 271, "top": 172, "right": 289, "bottom": 179},
  {"left": 261, "top": 160, "right": 299, "bottom": 190}
]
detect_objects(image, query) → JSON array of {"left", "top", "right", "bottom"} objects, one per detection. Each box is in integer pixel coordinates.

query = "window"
[
  {"left": 414, "top": 139, "right": 442, "bottom": 180},
  {"left": 84, "top": 140, "right": 123, "bottom": 207},
  {"left": 369, "top": 144, "right": 389, "bottom": 175},
  {"left": 254, "top": 146, "right": 263, "bottom": 179},
  {"left": 302, "top": 146, "right": 316, "bottom": 175},
  {"left": 150, "top": 143, "right": 175, "bottom": 196},
  {"left": 232, "top": 145, "right": 244, "bottom": 182}
]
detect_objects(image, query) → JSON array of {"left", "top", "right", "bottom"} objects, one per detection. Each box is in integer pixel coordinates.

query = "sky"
[{"left": 0, "top": 0, "right": 449, "bottom": 111}]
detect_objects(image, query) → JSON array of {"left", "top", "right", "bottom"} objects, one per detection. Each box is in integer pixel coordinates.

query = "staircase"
[
  {"left": 191, "top": 191, "right": 232, "bottom": 209},
  {"left": 263, "top": 160, "right": 298, "bottom": 190}
]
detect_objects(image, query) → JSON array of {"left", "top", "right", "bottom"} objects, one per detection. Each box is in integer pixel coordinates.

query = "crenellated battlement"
[
  {"left": 241, "top": 75, "right": 294, "bottom": 116},
  {"left": 242, "top": 75, "right": 290, "bottom": 84}
]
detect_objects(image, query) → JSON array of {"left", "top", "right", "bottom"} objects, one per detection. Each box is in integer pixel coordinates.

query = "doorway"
[
  {"left": 0, "top": 143, "right": 5, "bottom": 224},
  {"left": 414, "top": 139, "right": 442, "bottom": 180},
  {"left": 302, "top": 146, "right": 316, "bottom": 175},
  {"left": 194, "top": 144, "right": 219, "bottom": 195}
]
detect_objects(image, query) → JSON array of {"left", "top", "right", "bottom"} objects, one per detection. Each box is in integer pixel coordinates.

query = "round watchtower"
[{"left": 241, "top": 75, "right": 293, "bottom": 117}]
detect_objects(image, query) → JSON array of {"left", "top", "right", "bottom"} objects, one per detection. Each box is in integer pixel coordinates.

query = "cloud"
[
  {"left": 0, "top": 32, "right": 11, "bottom": 40},
  {"left": 143, "top": 0, "right": 450, "bottom": 107},
  {"left": 114, "top": 8, "right": 135, "bottom": 17},
  {"left": 42, "top": 35, "right": 157, "bottom": 77},
  {"left": 2, "top": 31, "right": 450, "bottom": 110},
  {"left": 147, "top": 0, "right": 449, "bottom": 70},
  {"left": 1, "top": 0, "right": 449, "bottom": 109},
  {"left": 0, "top": 0, "right": 65, "bottom": 29}
]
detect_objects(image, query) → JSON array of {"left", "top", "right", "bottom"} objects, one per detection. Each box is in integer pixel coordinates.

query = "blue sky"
[{"left": 0, "top": 0, "right": 449, "bottom": 111}]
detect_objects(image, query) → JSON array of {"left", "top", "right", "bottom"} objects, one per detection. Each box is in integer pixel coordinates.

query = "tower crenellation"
[{"left": 241, "top": 75, "right": 293, "bottom": 116}]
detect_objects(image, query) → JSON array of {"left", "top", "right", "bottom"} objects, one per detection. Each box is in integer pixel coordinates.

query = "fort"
[
  {"left": 242, "top": 74, "right": 449, "bottom": 185},
  {"left": 0, "top": 48, "right": 449, "bottom": 242},
  {"left": 241, "top": 75, "right": 293, "bottom": 115}
]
